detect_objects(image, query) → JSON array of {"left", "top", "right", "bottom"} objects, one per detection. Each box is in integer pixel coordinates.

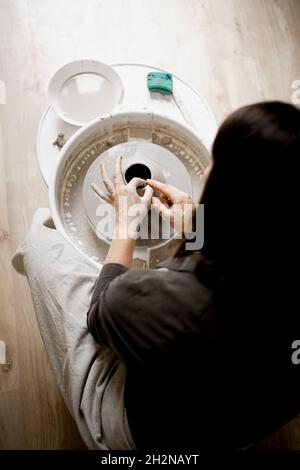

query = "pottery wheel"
[
  {"left": 82, "top": 141, "right": 193, "bottom": 248},
  {"left": 51, "top": 111, "right": 210, "bottom": 269}
]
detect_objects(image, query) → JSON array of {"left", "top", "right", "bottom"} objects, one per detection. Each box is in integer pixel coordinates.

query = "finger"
[
  {"left": 100, "top": 162, "right": 114, "bottom": 195},
  {"left": 159, "top": 195, "right": 171, "bottom": 205},
  {"left": 113, "top": 155, "right": 124, "bottom": 190},
  {"left": 146, "top": 179, "right": 176, "bottom": 202},
  {"left": 140, "top": 185, "right": 153, "bottom": 205},
  {"left": 152, "top": 196, "right": 171, "bottom": 220},
  {"left": 166, "top": 184, "right": 189, "bottom": 200},
  {"left": 127, "top": 177, "right": 147, "bottom": 189},
  {"left": 166, "top": 184, "right": 183, "bottom": 194},
  {"left": 90, "top": 183, "right": 112, "bottom": 204}
]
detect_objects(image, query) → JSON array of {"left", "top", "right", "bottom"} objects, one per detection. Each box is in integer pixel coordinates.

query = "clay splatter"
[{"left": 53, "top": 133, "right": 66, "bottom": 150}]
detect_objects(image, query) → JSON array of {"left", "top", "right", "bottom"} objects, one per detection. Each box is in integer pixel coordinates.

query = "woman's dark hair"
[{"left": 176, "top": 101, "right": 300, "bottom": 285}]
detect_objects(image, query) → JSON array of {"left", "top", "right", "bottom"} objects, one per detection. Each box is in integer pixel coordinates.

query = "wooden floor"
[{"left": 1, "top": 0, "right": 300, "bottom": 449}]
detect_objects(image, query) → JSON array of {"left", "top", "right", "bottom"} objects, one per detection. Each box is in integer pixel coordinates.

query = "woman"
[{"left": 13, "top": 101, "right": 300, "bottom": 449}]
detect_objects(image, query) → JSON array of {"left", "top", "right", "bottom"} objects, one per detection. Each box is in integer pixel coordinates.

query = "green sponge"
[{"left": 147, "top": 72, "right": 173, "bottom": 95}]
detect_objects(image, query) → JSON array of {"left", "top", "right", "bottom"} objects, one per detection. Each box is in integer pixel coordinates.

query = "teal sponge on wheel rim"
[{"left": 147, "top": 72, "right": 173, "bottom": 95}]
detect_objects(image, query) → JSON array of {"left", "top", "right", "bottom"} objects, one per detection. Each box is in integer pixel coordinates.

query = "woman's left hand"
[{"left": 90, "top": 156, "right": 153, "bottom": 238}]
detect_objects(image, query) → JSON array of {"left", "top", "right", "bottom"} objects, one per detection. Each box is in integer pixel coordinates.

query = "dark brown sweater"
[{"left": 87, "top": 256, "right": 299, "bottom": 449}]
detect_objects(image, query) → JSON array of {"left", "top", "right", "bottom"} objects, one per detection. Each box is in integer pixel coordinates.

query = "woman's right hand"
[{"left": 146, "top": 179, "right": 195, "bottom": 234}]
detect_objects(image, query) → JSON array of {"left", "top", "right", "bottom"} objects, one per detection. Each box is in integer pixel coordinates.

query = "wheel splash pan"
[{"left": 49, "top": 111, "right": 211, "bottom": 269}]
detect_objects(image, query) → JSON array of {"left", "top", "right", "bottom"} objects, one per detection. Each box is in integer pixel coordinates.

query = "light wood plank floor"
[{"left": 0, "top": 0, "right": 300, "bottom": 449}]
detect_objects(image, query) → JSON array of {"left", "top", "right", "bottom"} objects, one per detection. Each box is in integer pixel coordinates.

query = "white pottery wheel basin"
[{"left": 49, "top": 111, "right": 211, "bottom": 269}]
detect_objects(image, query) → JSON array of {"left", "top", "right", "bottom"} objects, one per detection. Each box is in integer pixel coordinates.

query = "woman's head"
[
  {"left": 212, "top": 101, "right": 300, "bottom": 178},
  {"left": 185, "top": 102, "right": 300, "bottom": 274}
]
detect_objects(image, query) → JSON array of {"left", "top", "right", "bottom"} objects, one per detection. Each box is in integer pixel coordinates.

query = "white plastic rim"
[
  {"left": 49, "top": 109, "right": 211, "bottom": 268},
  {"left": 48, "top": 60, "right": 124, "bottom": 126},
  {"left": 38, "top": 62, "right": 218, "bottom": 188}
]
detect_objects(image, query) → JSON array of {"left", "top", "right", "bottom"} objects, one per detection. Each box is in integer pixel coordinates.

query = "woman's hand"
[
  {"left": 90, "top": 156, "right": 153, "bottom": 238},
  {"left": 146, "top": 179, "right": 195, "bottom": 234}
]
